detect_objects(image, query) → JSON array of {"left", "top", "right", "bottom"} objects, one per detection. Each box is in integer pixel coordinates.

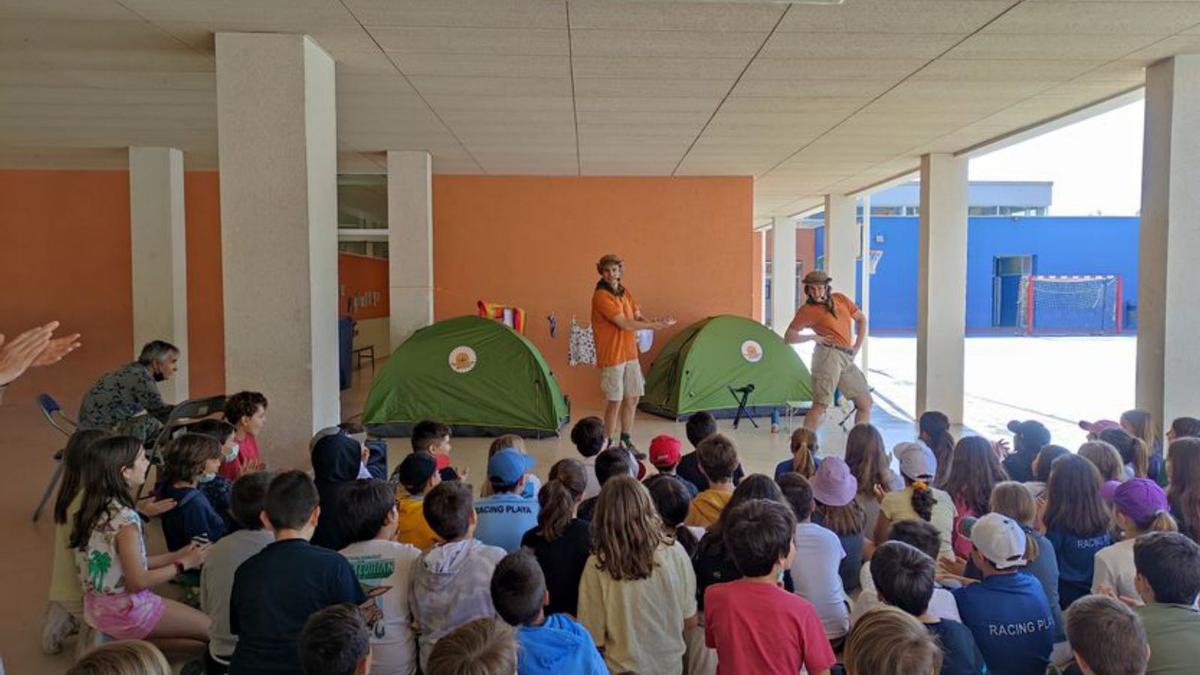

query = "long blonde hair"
[
  {"left": 1121, "top": 409, "right": 1159, "bottom": 455},
  {"left": 1079, "top": 441, "right": 1125, "bottom": 482},
  {"left": 590, "top": 475, "right": 666, "bottom": 581},
  {"left": 989, "top": 481, "right": 1040, "bottom": 561},
  {"left": 68, "top": 641, "right": 171, "bottom": 675},
  {"left": 845, "top": 423, "right": 890, "bottom": 497},
  {"left": 789, "top": 428, "right": 819, "bottom": 478}
]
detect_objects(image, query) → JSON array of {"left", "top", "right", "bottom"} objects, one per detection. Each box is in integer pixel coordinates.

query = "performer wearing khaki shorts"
[
  {"left": 591, "top": 254, "right": 675, "bottom": 454},
  {"left": 785, "top": 270, "right": 872, "bottom": 431}
]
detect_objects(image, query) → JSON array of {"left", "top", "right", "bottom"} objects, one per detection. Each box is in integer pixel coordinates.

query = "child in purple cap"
[{"left": 1092, "top": 478, "right": 1178, "bottom": 599}]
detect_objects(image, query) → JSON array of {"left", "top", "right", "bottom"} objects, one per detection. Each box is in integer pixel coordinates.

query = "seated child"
[
  {"left": 1093, "top": 477, "right": 1177, "bottom": 600},
  {"left": 412, "top": 420, "right": 460, "bottom": 482},
  {"left": 73, "top": 436, "right": 211, "bottom": 643},
  {"left": 844, "top": 606, "right": 944, "bottom": 675},
  {"left": 1132, "top": 532, "right": 1200, "bottom": 675},
  {"left": 693, "top": 475, "right": 787, "bottom": 610},
  {"left": 410, "top": 481, "right": 507, "bottom": 673},
  {"left": 1063, "top": 595, "right": 1148, "bottom": 675},
  {"left": 648, "top": 434, "right": 698, "bottom": 498},
  {"left": 677, "top": 412, "right": 745, "bottom": 491},
  {"left": 200, "top": 471, "right": 274, "bottom": 673},
  {"left": 808, "top": 457, "right": 866, "bottom": 594},
  {"left": 578, "top": 476, "right": 698, "bottom": 675},
  {"left": 188, "top": 418, "right": 240, "bottom": 529},
  {"left": 855, "top": 519, "right": 961, "bottom": 623},
  {"left": 1025, "top": 444, "right": 1070, "bottom": 500},
  {"left": 774, "top": 428, "right": 821, "bottom": 481},
  {"left": 480, "top": 435, "right": 541, "bottom": 499},
  {"left": 426, "top": 618, "right": 517, "bottom": 675},
  {"left": 520, "top": 459, "right": 592, "bottom": 616},
  {"left": 1043, "top": 454, "right": 1113, "bottom": 610},
  {"left": 952, "top": 513, "right": 1055, "bottom": 675},
  {"left": 221, "top": 391, "right": 268, "bottom": 480},
  {"left": 339, "top": 479, "right": 421, "bottom": 675},
  {"left": 778, "top": 473, "right": 849, "bottom": 643},
  {"left": 570, "top": 416, "right": 608, "bottom": 499},
  {"left": 875, "top": 441, "right": 956, "bottom": 560},
  {"left": 391, "top": 451, "right": 442, "bottom": 551},
  {"left": 645, "top": 474, "right": 702, "bottom": 556},
  {"left": 299, "top": 603, "right": 372, "bottom": 675},
  {"left": 229, "top": 471, "right": 366, "bottom": 675},
  {"left": 491, "top": 549, "right": 606, "bottom": 675},
  {"left": 871, "top": 541, "right": 985, "bottom": 675},
  {"left": 704, "top": 499, "right": 835, "bottom": 675},
  {"left": 473, "top": 448, "right": 540, "bottom": 553},
  {"left": 685, "top": 434, "right": 739, "bottom": 528},
  {"left": 311, "top": 430, "right": 368, "bottom": 550},
  {"left": 576, "top": 447, "right": 633, "bottom": 522},
  {"left": 66, "top": 640, "right": 171, "bottom": 675},
  {"left": 156, "top": 433, "right": 226, "bottom": 551}
]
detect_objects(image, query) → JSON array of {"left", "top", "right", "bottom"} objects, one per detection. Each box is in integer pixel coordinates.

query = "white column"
[
  {"left": 770, "top": 216, "right": 797, "bottom": 336},
  {"left": 216, "top": 33, "right": 339, "bottom": 467},
  {"left": 129, "top": 146, "right": 189, "bottom": 404},
  {"left": 1136, "top": 55, "right": 1200, "bottom": 429},
  {"left": 859, "top": 194, "right": 872, "bottom": 372},
  {"left": 916, "top": 154, "right": 969, "bottom": 422},
  {"left": 823, "top": 193, "right": 858, "bottom": 304},
  {"left": 387, "top": 150, "right": 434, "bottom": 349}
]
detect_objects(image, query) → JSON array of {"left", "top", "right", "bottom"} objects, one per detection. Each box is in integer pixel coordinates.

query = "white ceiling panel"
[
  {"left": 775, "top": 1, "right": 1013, "bottom": 35},
  {"left": 985, "top": 2, "right": 1200, "bottom": 35},
  {"left": 567, "top": 1, "right": 784, "bottom": 32},
  {"left": 759, "top": 32, "right": 962, "bottom": 60},
  {"left": 345, "top": 0, "right": 566, "bottom": 29},
  {"left": 571, "top": 29, "right": 766, "bottom": 58},
  {"left": 367, "top": 27, "right": 568, "bottom": 55}
]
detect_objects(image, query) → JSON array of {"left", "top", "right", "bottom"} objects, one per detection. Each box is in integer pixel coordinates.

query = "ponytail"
[
  {"left": 1023, "top": 531, "right": 1040, "bottom": 562},
  {"left": 1132, "top": 438, "right": 1150, "bottom": 478},
  {"left": 536, "top": 480, "right": 576, "bottom": 542},
  {"left": 910, "top": 480, "right": 936, "bottom": 522},
  {"left": 789, "top": 428, "right": 819, "bottom": 478},
  {"left": 1144, "top": 509, "right": 1178, "bottom": 533}
]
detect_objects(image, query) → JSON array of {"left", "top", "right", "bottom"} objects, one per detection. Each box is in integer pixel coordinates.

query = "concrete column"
[
  {"left": 129, "top": 146, "right": 189, "bottom": 404},
  {"left": 770, "top": 216, "right": 797, "bottom": 336},
  {"left": 216, "top": 33, "right": 339, "bottom": 467},
  {"left": 823, "top": 193, "right": 858, "bottom": 304},
  {"left": 859, "top": 194, "right": 872, "bottom": 372},
  {"left": 1136, "top": 55, "right": 1200, "bottom": 430},
  {"left": 387, "top": 150, "right": 433, "bottom": 349},
  {"left": 916, "top": 154, "right": 968, "bottom": 422}
]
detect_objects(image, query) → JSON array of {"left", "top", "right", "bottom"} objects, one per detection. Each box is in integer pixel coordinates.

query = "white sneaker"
[{"left": 40, "top": 601, "right": 78, "bottom": 655}]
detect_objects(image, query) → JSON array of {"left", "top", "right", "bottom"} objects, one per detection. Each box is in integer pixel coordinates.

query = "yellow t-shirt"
[
  {"left": 394, "top": 495, "right": 441, "bottom": 551},
  {"left": 879, "top": 485, "right": 956, "bottom": 559},
  {"left": 685, "top": 487, "right": 734, "bottom": 529},
  {"left": 49, "top": 494, "right": 83, "bottom": 607},
  {"left": 578, "top": 541, "right": 697, "bottom": 675}
]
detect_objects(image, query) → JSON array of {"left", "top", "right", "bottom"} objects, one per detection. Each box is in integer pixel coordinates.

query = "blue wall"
[{"left": 816, "top": 216, "right": 1140, "bottom": 332}]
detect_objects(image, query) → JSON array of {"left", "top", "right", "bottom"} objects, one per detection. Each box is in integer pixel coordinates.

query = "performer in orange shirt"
[
  {"left": 785, "top": 270, "right": 872, "bottom": 432},
  {"left": 591, "top": 254, "right": 675, "bottom": 454}
]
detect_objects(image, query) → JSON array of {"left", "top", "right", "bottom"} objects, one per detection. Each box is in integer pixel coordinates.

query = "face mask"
[
  {"left": 153, "top": 370, "right": 166, "bottom": 382},
  {"left": 224, "top": 443, "right": 240, "bottom": 463},
  {"left": 199, "top": 472, "right": 217, "bottom": 483}
]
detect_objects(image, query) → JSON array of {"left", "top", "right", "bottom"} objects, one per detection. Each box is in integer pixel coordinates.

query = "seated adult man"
[{"left": 79, "top": 340, "right": 179, "bottom": 443}]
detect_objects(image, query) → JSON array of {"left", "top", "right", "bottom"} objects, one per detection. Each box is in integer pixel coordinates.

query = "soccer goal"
[{"left": 1018, "top": 275, "right": 1123, "bottom": 336}]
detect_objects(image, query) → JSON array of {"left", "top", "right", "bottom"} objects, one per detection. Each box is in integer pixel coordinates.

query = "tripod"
[{"left": 728, "top": 384, "right": 759, "bottom": 429}]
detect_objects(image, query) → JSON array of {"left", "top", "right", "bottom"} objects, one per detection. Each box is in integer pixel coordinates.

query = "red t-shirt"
[
  {"left": 704, "top": 579, "right": 836, "bottom": 675},
  {"left": 218, "top": 433, "right": 262, "bottom": 481}
]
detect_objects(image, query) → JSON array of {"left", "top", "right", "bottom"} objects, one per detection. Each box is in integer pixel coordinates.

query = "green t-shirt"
[{"left": 1136, "top": 602, "right": 1200, "bottom": 675}]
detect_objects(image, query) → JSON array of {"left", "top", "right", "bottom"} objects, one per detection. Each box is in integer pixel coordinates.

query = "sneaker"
[{"left": 41, "top": 601, "right": 78, "bottom": 655}]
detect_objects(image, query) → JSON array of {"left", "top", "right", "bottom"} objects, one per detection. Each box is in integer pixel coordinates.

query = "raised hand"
[
  {"left": 33, "top": 332, "right": 81, "bottom": 367},
  {"left": 0, "top": 323, "right": 55, "bottom": 386}
]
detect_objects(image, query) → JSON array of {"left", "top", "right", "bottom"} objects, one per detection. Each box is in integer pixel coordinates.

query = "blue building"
[{"left": 802, "top": 182, "right": 1138, "bottom": 334}]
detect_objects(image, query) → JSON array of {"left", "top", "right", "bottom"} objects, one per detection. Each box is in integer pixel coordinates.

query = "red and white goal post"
[{"left": 1019, "top": 274, "right": 1123, "bottom": 336}]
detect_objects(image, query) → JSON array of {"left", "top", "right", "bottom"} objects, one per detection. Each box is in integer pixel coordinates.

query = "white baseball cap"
[
  {"left": 963, "top": 513, "right": 1028, "bottom": 570},
  {"left": 894, "top": 441, "right": 937, "bottom": 481}
]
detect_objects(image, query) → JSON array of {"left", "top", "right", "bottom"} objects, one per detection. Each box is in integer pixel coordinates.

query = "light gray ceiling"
[{"left": 2, "top": 0, "right": 1198, "bottom": 219}]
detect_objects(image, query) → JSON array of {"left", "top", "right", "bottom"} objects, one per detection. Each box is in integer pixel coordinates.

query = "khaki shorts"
[
  {"left": 811, "top": 343, "right": 870, "bottom": 406},
  {"left": 601, "top": 359, "right": 645, "bottom": 401}
]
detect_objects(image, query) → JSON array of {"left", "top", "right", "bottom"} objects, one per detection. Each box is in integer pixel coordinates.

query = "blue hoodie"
[{"left": 517, "top": 613, "right": 607, "bottom": 675}]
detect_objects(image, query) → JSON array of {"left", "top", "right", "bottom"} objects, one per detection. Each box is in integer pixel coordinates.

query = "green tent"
[
  {"left": 639, "top": 314, "right": 812, "bottom": 420},
  {"left": 364, "top": 315, "right": 569, "bottom": 437}
]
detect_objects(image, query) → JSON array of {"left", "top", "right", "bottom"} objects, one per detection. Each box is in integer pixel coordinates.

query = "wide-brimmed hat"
[
  {"left": 810, "top": 457, "right": 858, "bottom": 507},
  {"left": 802, "top": 270, "right": 832, "bottom": 285}
]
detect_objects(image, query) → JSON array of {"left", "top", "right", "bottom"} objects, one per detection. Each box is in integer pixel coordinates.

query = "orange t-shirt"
[
  {"left": 786, "top": 292, "right": 859, "bottom": 348},
  {"left": 591, "top": 285, "right": 640, "bottom": 368}
]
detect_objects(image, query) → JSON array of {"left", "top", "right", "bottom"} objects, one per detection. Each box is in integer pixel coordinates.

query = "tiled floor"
[{"left": 0, "top": 361, "right": 918, "bottom": 673}]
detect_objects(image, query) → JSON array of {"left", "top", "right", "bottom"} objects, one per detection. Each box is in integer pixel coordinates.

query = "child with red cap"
[{"left": 648, "top": 435, "right": 698, "bottom": 498}]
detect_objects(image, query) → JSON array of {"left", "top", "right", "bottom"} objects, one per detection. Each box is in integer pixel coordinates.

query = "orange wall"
[
  {"left": 0, "top": 170, "right": 225, "bottom": 410},
  {"left": 432, "top": 176, "right": 754, "bottom": 407},
  {"left": 338, "top": 252, "right": 389, "bottom": 320}
]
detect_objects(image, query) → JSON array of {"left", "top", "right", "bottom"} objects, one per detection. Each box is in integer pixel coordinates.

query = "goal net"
[{"left": 1019, "top": 275, "right": 1123, "bottom": 335}]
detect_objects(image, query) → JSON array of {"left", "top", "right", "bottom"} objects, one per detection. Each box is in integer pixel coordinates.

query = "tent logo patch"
[
  {"left": 740, "top": 340, "right": 763, "bottom": 363},
  {"left": 449, "top": 346, "right": 477, "bottom": 373}
]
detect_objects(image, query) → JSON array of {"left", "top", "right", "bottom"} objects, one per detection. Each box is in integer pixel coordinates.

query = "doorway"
[{"left": 992, "top": 255, "right": 1034, "bottom": 328}]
